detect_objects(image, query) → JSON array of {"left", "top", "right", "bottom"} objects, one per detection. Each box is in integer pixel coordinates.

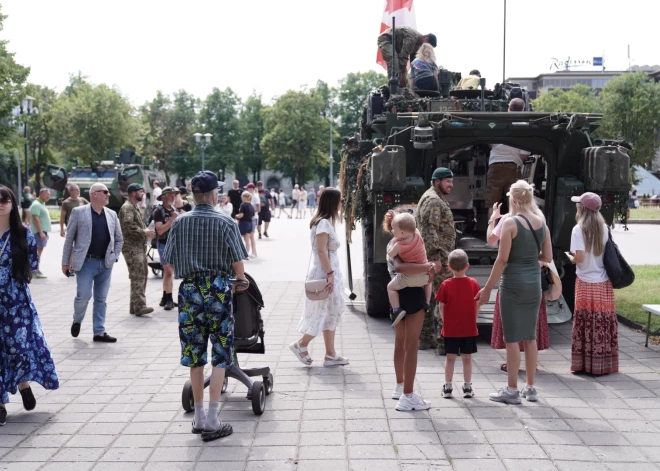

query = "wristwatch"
[{"left": 487, "top": 219, "right": 495, "bottom": 225}]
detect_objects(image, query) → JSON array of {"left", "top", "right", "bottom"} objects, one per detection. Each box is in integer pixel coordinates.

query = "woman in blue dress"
[{"left": 0, "top": 185, "right": 59, "bottom": 426}]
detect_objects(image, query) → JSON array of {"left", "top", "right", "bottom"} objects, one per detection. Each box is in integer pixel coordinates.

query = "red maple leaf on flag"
[{"left": 385, "top": 0, "right": 414, "bottom": 14}]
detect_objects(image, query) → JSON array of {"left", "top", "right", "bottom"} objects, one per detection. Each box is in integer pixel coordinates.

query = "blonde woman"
[
  {"left": 568, "top": 192, "right": 618, "bottom": 375},
  {"left": 409, "top": 43, "right": 439, "bottom": 93},
  {"left": 477, "top": 180, "right": 552, "bottom": 404}
]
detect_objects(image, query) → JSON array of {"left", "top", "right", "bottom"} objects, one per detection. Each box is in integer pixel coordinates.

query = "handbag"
[
  {"left": 603, "top": 227, "right": 635, "bottom": 289},
  {"left": 517, "top": 214, "right": 553, "bottom": 291},
  {"left": 304, "top": 225, "right": 330, "bottom": 301},
  {"left": 546, "top": 294, "right": 573, "bottom": 324}
]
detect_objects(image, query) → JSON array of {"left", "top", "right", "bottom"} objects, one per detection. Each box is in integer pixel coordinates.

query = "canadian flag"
[{"left": 376, "top": 0, "right": 417, "bottom": 70}]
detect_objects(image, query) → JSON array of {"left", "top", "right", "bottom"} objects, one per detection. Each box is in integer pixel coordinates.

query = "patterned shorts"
[{"left": 178, "top": 275, "right": 235, "bottom": 368}]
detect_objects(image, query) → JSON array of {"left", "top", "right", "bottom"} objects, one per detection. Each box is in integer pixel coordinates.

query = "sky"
[{"left": 2, "top": 0, "right": 658, "bottom": 107}]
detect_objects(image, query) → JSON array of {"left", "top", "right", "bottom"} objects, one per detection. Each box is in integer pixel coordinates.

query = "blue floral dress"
[{"left": 0, "top": 228, "right": 59, "bottom": 404}]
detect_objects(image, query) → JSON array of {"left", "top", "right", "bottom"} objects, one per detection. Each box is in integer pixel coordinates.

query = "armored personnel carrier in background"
[
  {"left": 42, "top": 149, "right": 163, "bottom": 214},
  {"left": 340, "top": 75, "right": 631, "bottom": 325}
]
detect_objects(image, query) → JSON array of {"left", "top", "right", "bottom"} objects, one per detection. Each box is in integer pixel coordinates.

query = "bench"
[
  {"left": 642, "top": 304, "right": 660, "bottom": 347},
  {"left": 639, "top": 198, "right": 660, "bottom": 208}
]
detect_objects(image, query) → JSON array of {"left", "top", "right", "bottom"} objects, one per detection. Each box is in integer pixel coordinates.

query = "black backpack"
[{"left": 603, "top": 227, "right": 635, "bottom": 289}]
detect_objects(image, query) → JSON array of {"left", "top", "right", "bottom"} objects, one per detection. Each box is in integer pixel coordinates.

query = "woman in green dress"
[{"left": 476, "top": 180, "right": 552, "bottom": 404}]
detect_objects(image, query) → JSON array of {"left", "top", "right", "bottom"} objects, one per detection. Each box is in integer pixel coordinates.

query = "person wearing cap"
[
  {"left": 175, "top": 187, "right": 193, "bottom": 213},
  {"left": 29, "top": 188, "right": 52, "bottom": 278},
  {"left": 567, "top": 192, "right": 618, "bottom": 375},
  {"left": 119, "top": 183, "right": 156, "bottom": 316},
  {"left": 153, "top": 186, "right": 180, "bottom": 310},
  {"left": 163, "top": 170, "right": 248, "bottom": 442}
]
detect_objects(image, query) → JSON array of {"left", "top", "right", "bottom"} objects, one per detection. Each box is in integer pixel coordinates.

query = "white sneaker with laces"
[
  {"left": 521, "top": 385, "right": 538, "bottom": 402},
  {"left": 395, "top": 392, "right": 431, "bottom": 411},
  {"left": 392, "top": 383, "right": 404, "bottom": 400}
]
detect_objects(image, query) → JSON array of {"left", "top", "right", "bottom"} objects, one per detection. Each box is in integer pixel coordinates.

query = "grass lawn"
[
  {"left": 615, "top": 265, "right": 660, "bottom": 334},
  {"left": 48, "top": 207, "right": 60, "bottom": 223},
  {"left": 629, "top": 207, "right": 660, "bottom": 220}
]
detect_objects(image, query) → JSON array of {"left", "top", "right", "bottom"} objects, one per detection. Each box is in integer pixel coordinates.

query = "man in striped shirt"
[{"left": 163, "top": 170, "right": 248, "bottom": 442}]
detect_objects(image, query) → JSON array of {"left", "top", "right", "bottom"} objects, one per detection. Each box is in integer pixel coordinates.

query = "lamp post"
[
  {"left": 12, "top": 96, "right": 36, "bottom": 192},
  {"left": 193, "top": 132, "right": 212, "bottom": 171},
  {"left": 328, "top": 107, "right": 334, "bottom": 188}
]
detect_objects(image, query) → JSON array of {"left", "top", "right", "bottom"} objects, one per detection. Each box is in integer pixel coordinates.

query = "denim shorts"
[
  {"left": 178, "top": 275, "right": 235, "bottom": 368},
  {"left": 157, "top": 241, "right": 169, "bottom": 265},
  {"left": 35, "top": 232, "right": 49, "bottom": 248}
]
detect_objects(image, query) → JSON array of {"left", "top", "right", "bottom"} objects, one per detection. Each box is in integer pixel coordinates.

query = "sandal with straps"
[
  {"left": 323, "top": 353, "right": 349, "bottom": 367},
  {"left": 289, "top": 342, "right": 312, "bottom": 365}
]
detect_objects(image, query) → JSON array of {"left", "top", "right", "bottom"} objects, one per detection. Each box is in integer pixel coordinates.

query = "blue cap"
[{"left": 191, "top": 171, "right": 223, "bottom": 193}]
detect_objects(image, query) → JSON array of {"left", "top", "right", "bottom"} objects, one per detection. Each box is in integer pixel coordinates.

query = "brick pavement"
[{"left": 2, "top": 223, "right": 660, "bottom": 470}]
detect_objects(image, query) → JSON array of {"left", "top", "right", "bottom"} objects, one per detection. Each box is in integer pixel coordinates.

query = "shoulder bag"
[
  {"left": 304, "top": 223, "right": 330, "bottom": 301},
  {"left": 603, "top": 227, "right": 635, "bottom": 289},
  {"left": 517, "top": 214, "right": 553, "bottom": 292}
]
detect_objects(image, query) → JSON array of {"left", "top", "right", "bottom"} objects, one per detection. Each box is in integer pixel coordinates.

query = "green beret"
[
  {"left": 432, "top": 167, "right": 453, "bottom": 180},
  {"left": 127, "top": 183, "right": 144, "bottom": 192}
]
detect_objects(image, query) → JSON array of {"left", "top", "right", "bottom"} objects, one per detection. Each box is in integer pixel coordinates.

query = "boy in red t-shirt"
[{"left": 435, "top": 249, "right": 480, "bottom": 399}]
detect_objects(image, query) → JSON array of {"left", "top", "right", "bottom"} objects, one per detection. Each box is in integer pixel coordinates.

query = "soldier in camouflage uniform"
[
  {"left": 377, "top": 26, "right": 437, "bottom": 88},
  {"left": 119, "top": 183, "right": 156, "bottom": 316},
  {"left": 415, "top": 167, "right": 456, "bottom": 354}
]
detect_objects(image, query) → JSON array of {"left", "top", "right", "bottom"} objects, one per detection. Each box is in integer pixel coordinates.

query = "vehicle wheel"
[
  {"left": 363, "top": 207, "right": 391, "bottom": 318},
  {"left": 182, "top": 380, "right": 194, "bottom": 412},
  {"left": 251, "top": 381, "right": 266, "bottom": 415},
  {"left": 221, "top": 377, "right": 228, "bottom": 393},
  {"left": 561, "top": 263, "right": 576, "bottom": 314},
  {"left": 263, "top": 373, "right": 274, "bottom": 395},
  {"left": 151, "top": 267, "right": 162, "bottom": 277}
]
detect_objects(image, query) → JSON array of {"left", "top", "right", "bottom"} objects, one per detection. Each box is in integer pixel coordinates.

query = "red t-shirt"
[{"left": 435, "top": 276, "right": 480, "bottom": 337}]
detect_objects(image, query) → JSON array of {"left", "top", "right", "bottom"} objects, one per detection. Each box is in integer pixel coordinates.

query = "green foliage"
[
  {"left": 0, "top": 7, "right": 30, "bottom": 147},
  {"left": 238, "top": 93, "right": 264, "bottom": 181},
  {"left": 51, "top": 75, "right": 138, "bottom": 165},
  {"left": 24, "top": 84, "right": 58, "bottom": 188},
  {"left": 531, "top": 84, "right": 601, "bottom": 113},
  {"left": 599, "top": 72, "right": 660, "bottom": 167},
  {"left": 261, "top": 90, "right": 329, "bottom": 184},
  {"left": 335, "top": 71, "right": 387, "bottom": 138},
  {"left": 200, "top": 87, "right": 241, "bottom": 179}
]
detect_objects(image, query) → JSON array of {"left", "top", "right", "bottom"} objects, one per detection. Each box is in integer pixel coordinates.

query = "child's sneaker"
[
  {"left": 395, "top": 392, "right": 431, "bottom": 411},
  {"left": 442, "top": 383, "right": 453, "bottom": 398},
  {"left": 391, "top": 383, "right": 404, "bottom": 400},
  {"left": 390, "top": 308, "right": 407, "bottom": 327},
  {"left": 462, "top": 383, "right": 474, "bottom": 398},
  {"left": 521, "top": 385, "right": 538, "bottom": 402}
]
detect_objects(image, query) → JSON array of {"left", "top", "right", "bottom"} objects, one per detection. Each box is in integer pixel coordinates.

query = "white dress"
[
  {"left": 298, "top": 191, "right": 308, "bottom": 211},
  {"left": 297, "top": 219, "right": 345, "bottom": 336}
]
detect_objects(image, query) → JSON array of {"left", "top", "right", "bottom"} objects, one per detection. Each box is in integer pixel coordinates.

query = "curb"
[
  {"left": 617, "top": 313, "right": 659, "bottom": 336},
  {"left": 617, "top": 220, "right": 660, "bottom": 225}
]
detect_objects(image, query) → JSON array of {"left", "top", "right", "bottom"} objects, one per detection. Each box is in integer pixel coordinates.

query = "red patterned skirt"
[
  {"left": 491, "top": 290, "right": 550, "bottom": 351},
  {"left": 571, "top": 278, "right": 618, "bottom": 375}
]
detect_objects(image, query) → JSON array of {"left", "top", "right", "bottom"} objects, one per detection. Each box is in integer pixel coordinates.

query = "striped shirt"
[{"left": 163, "top": 204, "right": 248, "bottom": 279}]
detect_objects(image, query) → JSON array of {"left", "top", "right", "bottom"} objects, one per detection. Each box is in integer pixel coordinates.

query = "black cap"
[
  {"left": 470, "top": 69, "right": 481, "bottom": 76},
  {"left": 178, "top": 186, "right": 189, "bottom": 196},
  {"left": 191, "top": 171, "right": 223, "bottom": 193}
]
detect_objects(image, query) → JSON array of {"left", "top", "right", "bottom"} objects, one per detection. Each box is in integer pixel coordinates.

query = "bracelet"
[{"left": 326, "top": 270, "right": 334, "bottom": 276}]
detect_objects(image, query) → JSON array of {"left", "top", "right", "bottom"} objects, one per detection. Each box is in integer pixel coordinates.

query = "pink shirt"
[{"left": 397, "top": 232, "right": 428, "bottom": 264}]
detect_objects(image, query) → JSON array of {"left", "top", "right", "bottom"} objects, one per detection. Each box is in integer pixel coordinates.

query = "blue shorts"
[
  {"left": 178, "top": 275, "right": 235, "bottom": 368},
  {"left": 35, "top": 232, "right": 48, "bottom": 248},
  {"left": 157, "top": 241, "right": 167, "bottom": 264}
]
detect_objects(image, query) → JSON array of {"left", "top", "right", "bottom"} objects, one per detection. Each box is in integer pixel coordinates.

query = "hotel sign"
[{"left": 550, "top": 57, "right": 593, "bottom": 70}]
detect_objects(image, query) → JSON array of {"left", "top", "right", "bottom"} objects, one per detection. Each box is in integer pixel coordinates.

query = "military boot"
[
  {"left": 164, "top": 293, "right": 174, "bottom": 311},
  {"left": 135, "top": 306, "right": 154, "bottom": 316}
]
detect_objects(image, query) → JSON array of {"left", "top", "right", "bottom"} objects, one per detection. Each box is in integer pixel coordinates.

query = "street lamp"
[
  {"left": 193, "top": 132, "right": 212, "bottom": 171},
  {"left": 328, "top": 107, "right": 334, "bottom": 188},
  {"left": 11, "top": 96, "right": 37, "bottom": 193}
]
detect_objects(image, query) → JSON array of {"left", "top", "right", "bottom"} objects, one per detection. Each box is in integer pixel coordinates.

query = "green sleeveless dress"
[{"left": 499, "top": 217, "right": 545, "bottom": 343}]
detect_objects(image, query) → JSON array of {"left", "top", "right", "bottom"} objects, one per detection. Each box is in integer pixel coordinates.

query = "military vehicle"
[
  {"left": 340, "top": 77, "right": 631, "bottom": 324},
  {"left": 42, "top": 149, "right": 163, "bottom": 214}
]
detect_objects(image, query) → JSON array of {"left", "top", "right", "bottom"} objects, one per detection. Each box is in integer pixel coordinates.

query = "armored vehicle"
[
  {"left": 42, "top": 149, "right": 162, "bottom": 214},
  {"left": 340, "top": 82, "right": 630, "bottom": 324}
]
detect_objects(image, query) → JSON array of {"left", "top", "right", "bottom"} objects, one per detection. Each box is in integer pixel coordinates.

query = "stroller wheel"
[
  {"left": 152, "top": 267, "right": 162, "bottom": 277},
  {"left": 263, "top": 373, "right": 274, "bottom": 395},
  {"left": 221, "top": 377, "right": 228, "bottom": 393},
  {"left": 182, "top": 380, "right": 194, "bottom": 412},
  {"left": 251, "top": 381, "right": 266, "bottom": 415}
]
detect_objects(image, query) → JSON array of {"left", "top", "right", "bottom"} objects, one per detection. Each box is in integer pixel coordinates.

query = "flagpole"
[{"left": 503, "top": 0, "right": 507, "bottom": 83}]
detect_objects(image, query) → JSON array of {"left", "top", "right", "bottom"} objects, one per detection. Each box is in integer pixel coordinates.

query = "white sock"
[
  {"left": 193, "top": 403, "right": 206, "bottom": 428},
  {"left": 464, "top": 382, "right": 472, "bottom": 388},
  {"left": 206, "top": 401, "right": 221, "bottom": 430},
  {"left": 445, "top": 382, "right": 452, "bottom": 387},
  {"left": 507, "top": 386, "right": 518, "bottom": 393}
]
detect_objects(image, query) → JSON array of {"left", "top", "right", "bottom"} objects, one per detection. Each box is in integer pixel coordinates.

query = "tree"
[
  {"left": 335, "top": 71, "right": 387, "bottom": 138},
  {"left": 599, "top": 72, "right": 660, "bottom": 167},
  {"left": 531, "top": 84, "right": 602, "bottom": 113},
  {"left": 261, "top": 90, "right": 329, "bottom": 185},
  {"left": 0, "top": 6, "right": 30, "bottom": 148},
  {"left": 24, "top": 84, "right": 58, "bottom": 188},
  {"left": 52, "top": 76, "right": 138, "bottom": 165},
  {"left": 200, "top": 88, "right": 240, "bottom": 181},
  {"left": 238, "top": 93, "right": 264, "bottom": 182}
]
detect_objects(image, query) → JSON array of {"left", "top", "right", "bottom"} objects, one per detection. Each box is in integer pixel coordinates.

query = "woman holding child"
[{"left": 477, "top": 180, "right": 553, "bottom": 404}]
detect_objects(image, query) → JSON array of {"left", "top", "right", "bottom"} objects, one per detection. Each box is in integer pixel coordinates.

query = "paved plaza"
[{"left": 1, "top": 219, "right": 660, "bottom": 471}]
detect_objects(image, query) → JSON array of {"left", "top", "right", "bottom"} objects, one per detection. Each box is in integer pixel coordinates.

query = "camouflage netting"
[{"left": 339, "top": 141, "right": 373, "bottom": 244}]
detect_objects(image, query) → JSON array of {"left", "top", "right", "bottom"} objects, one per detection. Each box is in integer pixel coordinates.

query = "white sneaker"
[
  {"left": 391, "top": 383, "right": 404, "bottom": 400},
  {"left": 395, "top": 392, "right": 431, "bottom": 411},
  {"left": 489, "top": 387, "right": 522, "bottom": 405},
  {"left": 521, "top": 385, "right": 538, "bottom": 402}
]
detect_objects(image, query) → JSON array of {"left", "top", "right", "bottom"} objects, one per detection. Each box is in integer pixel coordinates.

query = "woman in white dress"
[
  {"left": 298, "top": 187, "right": 308, "bottom": 218},
  {"left": 290, "top": 187, "right": 348, "bottom": 367}
]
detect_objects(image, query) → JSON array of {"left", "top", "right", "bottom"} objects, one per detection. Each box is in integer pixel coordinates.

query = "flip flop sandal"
[
  {"left": 192, "top": 421, "right": 204, "bottom": 434},
  {"left": 323, "top": 353, "right": 349, "bottom": 367},
  {"left": 501, "top": 363, "right": 508, "bottom": 372},
  {"left": 19, "top": 386, "right": 36, "bottom": 411},
  {"left": 201, "top": 423, "right": 233, "bottom": 442},
  {"left": 289, "top": 342, "right": 312, "bottom": 365}
]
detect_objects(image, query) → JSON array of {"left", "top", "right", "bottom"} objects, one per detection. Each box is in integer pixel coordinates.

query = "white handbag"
[{"left": 304, "top": 225, "right": 330, "bottom": 301}]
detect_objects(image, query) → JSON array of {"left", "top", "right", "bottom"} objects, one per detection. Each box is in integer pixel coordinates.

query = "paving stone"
[
  {"left": 443, "top": 444, "right": 497, "bottom": 459},
  {"left": 51, "top": 447, "right": 106, "bottom": 462},
  {"left": 348, "top": 444, "right": 397, "bottom": 460},
  {"left": 492, "top": 443, "right": 547, "bottom": 459},
  {"left": 541, "top": 445, "right": 601, "bottom": 462},
  {"left": 450, "top": 459, "right": 506, "bottom": 471},
  {"left": 296, "top": 461, "right": 348, "bottom": 471},
  {"left": 298, "top": 445, "right": 347, "bottom": 460}
]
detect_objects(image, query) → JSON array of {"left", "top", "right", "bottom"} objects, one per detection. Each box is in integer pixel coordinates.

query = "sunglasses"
[
  {"left": 94, "top": 190, "right": 110, "bottom": 195},
  {"left": 0, "top": 198, "right": 12, "bottom": 204}
]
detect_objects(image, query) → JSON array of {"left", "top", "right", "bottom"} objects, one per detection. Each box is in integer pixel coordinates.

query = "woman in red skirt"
[
  {"left": 567, "top": 192, "right": 618, "bottom": 375},
  {"left": 487, "top": 201, "right": 550, "bottom": 371}
]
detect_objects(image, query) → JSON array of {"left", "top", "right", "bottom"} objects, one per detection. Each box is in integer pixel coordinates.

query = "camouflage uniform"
[
  {"left": 415, "top": 186, "right": 456, "bottom": 353},
  {"left": 119, "top": 200, "right": 149, "bottom": 313},
  {"left": 377, "top": 26, "right": 423, "bottom": 87}
]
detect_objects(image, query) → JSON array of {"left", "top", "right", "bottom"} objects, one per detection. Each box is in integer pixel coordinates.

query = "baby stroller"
[
  {"left": 147, "top": 237, "right": 162, "bottom": 277},
  {"left": 181, "top": 272, "right": 272, "bottom": 415}
]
